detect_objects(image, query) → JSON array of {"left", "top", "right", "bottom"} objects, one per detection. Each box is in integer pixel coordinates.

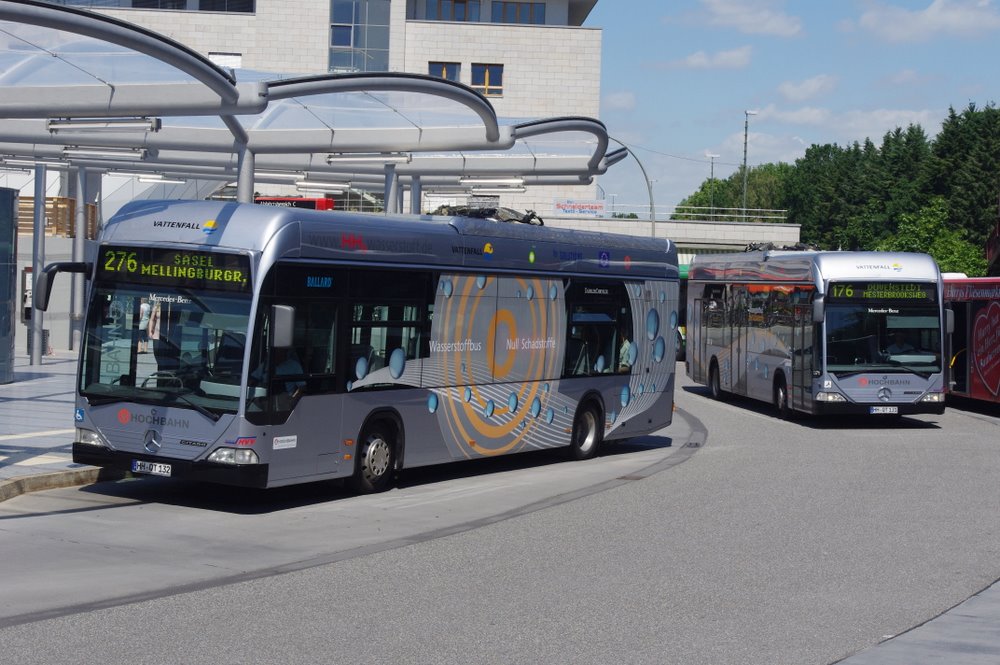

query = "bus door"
[
  {"left": 791, "top": 303, "right": 814, "bottom": 410},
  {"left": 689, "top": 297, "right": 705, "bottom": 382},
  {"left": 730, "top": 285, "right": 746, "bottom": 395}
]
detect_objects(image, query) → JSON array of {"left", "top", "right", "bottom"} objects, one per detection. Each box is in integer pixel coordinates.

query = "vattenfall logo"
[
  {"left": 202, "top": 219, "right": 218, "bottom": 235},
  {"left": 857, "top": 262, "right": 903, "bottom": 272}
]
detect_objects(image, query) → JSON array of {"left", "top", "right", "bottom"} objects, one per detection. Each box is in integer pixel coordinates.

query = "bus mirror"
[
  {"left": 946, "top": 308, "right": 954, "bottom": 335},
  {"left": 33, "top": 261, "right": 90, "bottom": 312},
  {"left": 271, "top": 304, "right": 295, "bottom": 348},
  {"left": 812, "top": 295, "right": 825, "bottom": 323}
]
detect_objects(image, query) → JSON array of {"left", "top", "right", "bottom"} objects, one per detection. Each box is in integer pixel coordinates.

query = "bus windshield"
[
  {"left": 825, "top": 302, "right": 942, "bottom": 376},
  {"left": 79, "top": 284, "right": 253, "bottom": 416}
]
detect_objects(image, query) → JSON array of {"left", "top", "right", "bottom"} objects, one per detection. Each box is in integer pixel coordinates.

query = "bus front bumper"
[
  {"left": 73, "top": 443, "right": 270, "bottom": 488},
  {"left": 812, "top": 401, "right": 946, "bottom": 416}
]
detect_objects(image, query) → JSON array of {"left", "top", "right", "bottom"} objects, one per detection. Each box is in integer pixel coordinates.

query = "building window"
[
  {"left": 428, "top": 62, "right": 460, "bottom": 82},
  {"left": 491, "top": 2, "right": 545, "bottom": 24},
  {"left": 471, "top": 63, "right": 503, "bottom": 96},
  {"left": 329, "top": 0, "right": 391, "bottom": 73},
  {"left": 331, "top": 24, "right": 353, "bottom": 47},
  {"left": 425, "top": 0, "right": 480, "bottom": 21}
]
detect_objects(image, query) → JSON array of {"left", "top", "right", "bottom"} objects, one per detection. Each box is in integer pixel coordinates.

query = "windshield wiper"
[{"left": 168, "top": 391, "right": 221, "bottom": 422}]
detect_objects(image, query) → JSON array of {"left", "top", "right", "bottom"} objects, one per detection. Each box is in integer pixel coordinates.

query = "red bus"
[
  {"left": 254, "top": 197, "right": 334, "bottom": 210},
  {"left": 945, "top": 276, "right": 1000, "bottom": 404}
]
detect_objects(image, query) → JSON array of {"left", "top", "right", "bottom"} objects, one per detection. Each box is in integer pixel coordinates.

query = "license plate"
[
  {"left": 870, "top": 406, "right": 899, "bottom": 415},
  {"left": 131, "top": 460, "right": 172, "bottom": 477}
]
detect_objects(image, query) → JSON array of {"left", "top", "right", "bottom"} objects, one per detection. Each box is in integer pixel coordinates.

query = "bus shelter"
[{"left": 0, "top": 0, "right": 626, "bottom": 363}]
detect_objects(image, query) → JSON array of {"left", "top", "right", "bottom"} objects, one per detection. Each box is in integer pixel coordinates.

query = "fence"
[{"left": 17, "top": 196, "right": 99, "bottom": 238}]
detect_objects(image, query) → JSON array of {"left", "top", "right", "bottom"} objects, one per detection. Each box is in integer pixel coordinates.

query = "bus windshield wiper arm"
[{"left": 169, "top": 392, "right": 220, "bottom": 422}]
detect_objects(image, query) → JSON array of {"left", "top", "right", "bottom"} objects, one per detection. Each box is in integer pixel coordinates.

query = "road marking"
[{"left": 0, "top": 429, "right": 74, "bottom": 442}]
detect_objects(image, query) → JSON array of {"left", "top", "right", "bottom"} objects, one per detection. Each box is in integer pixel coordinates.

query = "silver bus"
[
  {"left": 38, "top": 200, "right": 680, "bottom": 491},
  {"left": 686, "top": 249, "right": 949, "bottom": 418}
]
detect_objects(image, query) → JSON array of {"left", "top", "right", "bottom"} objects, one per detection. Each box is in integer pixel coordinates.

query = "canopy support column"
[
  {"left": 30, "top": 164, "right": 46, "bottom": 365},
  {"left": 384, "top": 163, "right": 399, "bottom": 214},
  {"left": 71, "top": 166, "right": 86, "bottom": 351},
  {"left": 410, "top": 176, "right": 422, "bottom": 214}
]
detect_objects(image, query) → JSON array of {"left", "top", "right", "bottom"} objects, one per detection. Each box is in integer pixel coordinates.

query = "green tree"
[{"left": 876, "top": 196, "right": 987, "bottom": 275}]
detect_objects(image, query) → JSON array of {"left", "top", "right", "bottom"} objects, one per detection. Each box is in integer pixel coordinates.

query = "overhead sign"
[
  {"left": 828, "top": 282, "right": 936, "bottom": 302},
  {"left": 97, "top": 245, "right": 251, "bottom": 293}
]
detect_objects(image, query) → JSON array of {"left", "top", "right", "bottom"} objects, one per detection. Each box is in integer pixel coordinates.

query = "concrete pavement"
[
  {"left": 1, "top": 351, "right": 999, "bottom": 663},
  {"left": 0, "top": 350, "right": 127, "bottom": 502}
]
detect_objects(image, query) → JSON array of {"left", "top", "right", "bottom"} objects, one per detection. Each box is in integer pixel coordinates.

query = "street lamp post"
[
  {"left": 706, "top": 152, "right": 719, "bottom": 221},
  {"left": 742, "top": 109, "right": 757, "bottom": 222}
]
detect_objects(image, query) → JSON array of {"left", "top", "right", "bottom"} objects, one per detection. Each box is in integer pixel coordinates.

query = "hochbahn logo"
[
  {"left": 116, "top": 408, "right": 190, "bottom": 429},
  {"left": 859, "top": 377, "right": 912, "bottom": 387}
]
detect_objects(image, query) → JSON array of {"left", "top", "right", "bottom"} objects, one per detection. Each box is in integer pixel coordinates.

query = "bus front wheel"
[
  {"left": 350, "top": 425, "right": 396, "bottom": 493},
  {"left": 569, "top": 403, "right": 603, "bottom": 460}
]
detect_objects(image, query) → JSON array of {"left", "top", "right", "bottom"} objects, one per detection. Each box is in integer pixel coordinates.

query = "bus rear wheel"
[
  {"left": 569, "top": 403, "right": 603, "bottom": 460},
  {"left": 709, "top": 362, "right": 724, "bottom": 400},
  {"left": 774, "top": 379, "right": 791, "bottom": 420},
  {"left": 349, "top": 425, "right": 395, "bottom": 493}
]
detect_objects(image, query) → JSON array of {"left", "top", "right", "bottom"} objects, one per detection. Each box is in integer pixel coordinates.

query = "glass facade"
[{"left": 329, "top": 0, "right": 391, "bottom": 73}]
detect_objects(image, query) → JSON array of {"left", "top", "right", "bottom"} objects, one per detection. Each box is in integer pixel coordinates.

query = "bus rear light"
[
  {"left": 76, "top": 428, "right": 106, "bottom": 447},
  {"left": 207, "top": 448, "right": 260, "bottom": 465},
  {"left": 920, "top": 392, "right": 945, "bottom": 403},
  {"left": 344, "top": 453, "right": 353, "bottom": 461},
  {"left": 815, "top": 391, "right": 847, "bottom": 403},
  {"left": 343, "top": 439, "right": 354, "bottom": 446}
]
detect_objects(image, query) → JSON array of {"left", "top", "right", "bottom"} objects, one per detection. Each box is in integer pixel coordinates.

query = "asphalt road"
[{"left": 0, "top": 370, "right": 998, "bottom": 665}]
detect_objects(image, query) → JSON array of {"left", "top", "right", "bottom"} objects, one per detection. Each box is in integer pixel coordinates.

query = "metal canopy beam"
[{"left": 0, "top": 83, "right": 267, "bottom": 119}]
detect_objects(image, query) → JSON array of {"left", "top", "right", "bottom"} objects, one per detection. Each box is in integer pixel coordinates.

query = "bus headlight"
[
  {"left": 76, "top": 428, "right": 106, "bottom": 447},
  {"left": 920, "top": 392, "right": 945, "bottom": 403},
  {"left": 207, "top": 448, "right": 260, "bottom": 465},
  {"left": 815, "top": 391, "right": 847, "bottom": 403}
]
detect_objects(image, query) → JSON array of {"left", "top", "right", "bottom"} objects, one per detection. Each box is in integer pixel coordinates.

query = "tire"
[
  {"left": 775, "top": 378, "right": 791, "bottom": 420},
  {"left": 568, "top": 403, "right": 603, "bottom": 460},
  {"left": 349, "top": 425, "right": 396, "bottom": 493},
  {"left": 709, "top": 362, "right": 724, "bottom": 401}
]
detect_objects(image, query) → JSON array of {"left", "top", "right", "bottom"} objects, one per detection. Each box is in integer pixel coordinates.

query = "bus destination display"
[
  {"left": 98, "top": 246, "right": 251, "bottom": 292},
  {"left": 828, "top": 282, "right": 936, "bottom": 302}
]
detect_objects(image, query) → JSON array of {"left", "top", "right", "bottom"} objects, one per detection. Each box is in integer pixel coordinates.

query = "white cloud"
[
  {"left": 701, "top": 0, "right": 802, "bottom": 36},
  {"left": 859, "top": 0, "right": 1000, "bottom": 43},
  {"left": 886, "top": 68, "right": 922, "bottom": 85},
  {"left": 657, "top": 45, "right": 753, "bottom": 70},
  {"left": 603, "top": 91, "right": 636, "bottom": 111},
  {"left": 777, "top": 74, "right": 838, "bottom": 102}
]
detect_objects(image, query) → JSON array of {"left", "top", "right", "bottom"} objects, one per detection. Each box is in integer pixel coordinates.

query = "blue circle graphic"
[
  {"left": 646, "top": 309, "right": 660, "bottom": 341},
  {"left": 653, "top": 337, "right": 666, "bottom": 362},
  {"left": 389, "top": 348, "right": 406, "bottom": 379},
  {"left": 427, "top": 393, "right": 438, "bottom": 413}
]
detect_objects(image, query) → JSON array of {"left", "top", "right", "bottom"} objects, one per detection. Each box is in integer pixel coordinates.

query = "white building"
[{"left": 50, "top": 0, "right": 603, "bottom": 211}]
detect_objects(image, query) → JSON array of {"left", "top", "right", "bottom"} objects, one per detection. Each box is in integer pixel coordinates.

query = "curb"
[{"left": 0, "top": 468, "right": 129, "bottom": 503}]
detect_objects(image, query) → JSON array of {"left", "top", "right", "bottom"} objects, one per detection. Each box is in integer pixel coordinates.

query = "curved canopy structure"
[{"left": 0, "top": 0, "right": 617, "bottom": 207}]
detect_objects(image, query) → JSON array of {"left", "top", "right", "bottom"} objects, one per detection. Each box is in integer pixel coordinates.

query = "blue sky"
[{"left": 585, "top": 0, "right": 1000, "bottom": 214}]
